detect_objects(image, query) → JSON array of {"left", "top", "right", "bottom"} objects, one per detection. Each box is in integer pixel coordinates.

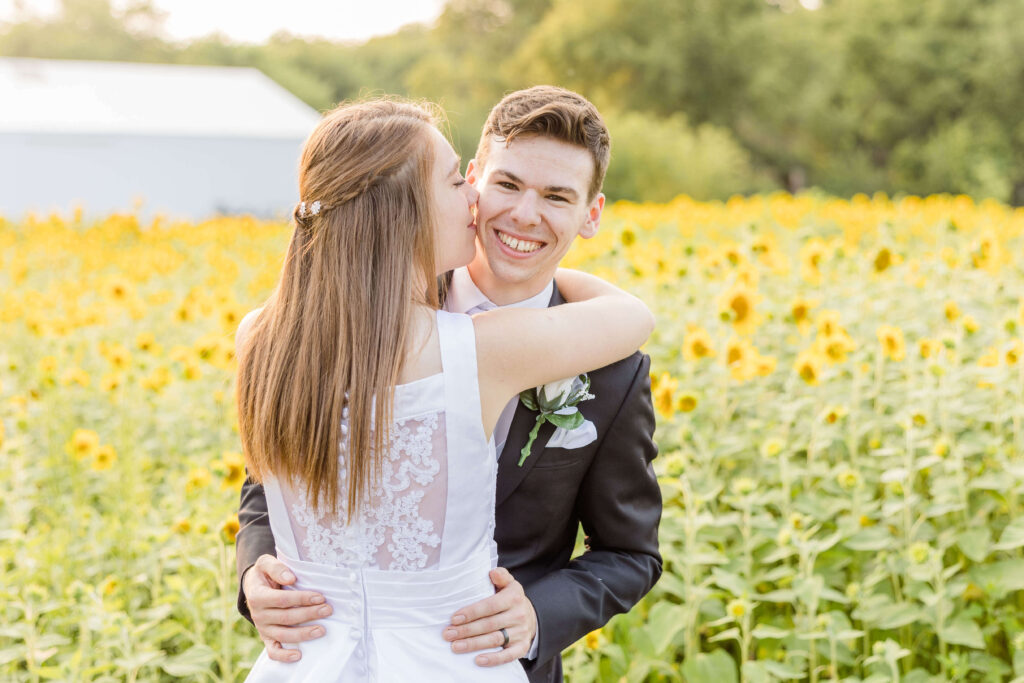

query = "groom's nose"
[{"left": 509, "top": 189, "right": 540, "bottom": 226}]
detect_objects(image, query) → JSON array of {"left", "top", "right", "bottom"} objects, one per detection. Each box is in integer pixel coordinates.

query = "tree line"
[{"left": 3, "top": 0, "right": 1022, "bottom": 204}]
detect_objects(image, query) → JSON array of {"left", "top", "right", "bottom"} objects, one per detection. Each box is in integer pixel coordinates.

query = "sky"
[{"left": 0, "top": 0, "right": 447, "bottom": 43}]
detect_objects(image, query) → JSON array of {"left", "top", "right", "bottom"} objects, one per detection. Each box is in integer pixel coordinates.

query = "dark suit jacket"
[{"left": 235, "top": 286, "right": 662, "bottom": 683}]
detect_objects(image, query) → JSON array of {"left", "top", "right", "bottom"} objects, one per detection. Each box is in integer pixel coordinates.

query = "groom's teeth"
[{"left": 498, "top": 231, "right": 542, "bottom": 253}]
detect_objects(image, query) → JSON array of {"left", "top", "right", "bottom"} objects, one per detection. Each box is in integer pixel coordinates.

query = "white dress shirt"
[{"left": 444, "top": 267, "right": 552, "bottom": 662}]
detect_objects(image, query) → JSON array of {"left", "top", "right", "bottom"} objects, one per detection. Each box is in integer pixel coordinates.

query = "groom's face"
[{"left": 466, "top": 135, "right": 604, "bottom": 302}]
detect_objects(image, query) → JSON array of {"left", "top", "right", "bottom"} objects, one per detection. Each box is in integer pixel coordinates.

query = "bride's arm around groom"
[{"left": 235, "top": 85, "right": 665, "bottom": 682}]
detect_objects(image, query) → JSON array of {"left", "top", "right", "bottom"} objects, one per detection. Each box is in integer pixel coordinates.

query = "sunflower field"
[{"left": 2, "top": 194, "right": 1024, "bottom": 682}]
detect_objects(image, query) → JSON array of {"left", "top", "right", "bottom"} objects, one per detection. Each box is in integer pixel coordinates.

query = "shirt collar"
[{"left": 445, "top": 266, "right": 553, "bottom": 314}]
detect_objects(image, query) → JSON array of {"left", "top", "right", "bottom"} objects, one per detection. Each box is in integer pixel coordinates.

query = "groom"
[{"left": 235, "top": 85, "right": 662, "bottom": 682}]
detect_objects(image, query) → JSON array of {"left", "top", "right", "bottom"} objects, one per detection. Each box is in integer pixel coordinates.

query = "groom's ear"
[
  {"left": 579, "top": 193, "right": 605, "bottom": 240},
  {"left": 466, "top": 159, "right": 480, "bottom": 186}
]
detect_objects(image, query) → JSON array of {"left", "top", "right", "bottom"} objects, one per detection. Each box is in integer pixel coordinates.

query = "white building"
[{"left": 0, "top": 57, "right": 322, "bottom": 220}]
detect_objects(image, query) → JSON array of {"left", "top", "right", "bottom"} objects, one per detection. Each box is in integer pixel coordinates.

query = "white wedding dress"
[{"left": 245, "top": 311, "right": 527, "bottom": 682}]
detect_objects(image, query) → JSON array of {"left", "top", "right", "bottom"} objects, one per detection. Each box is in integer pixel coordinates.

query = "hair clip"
[{"left": 298, "top": 200, "right": 322, "bottom": 218}]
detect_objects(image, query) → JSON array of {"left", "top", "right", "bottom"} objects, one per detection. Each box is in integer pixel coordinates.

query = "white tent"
[{"left": 0, "top": 57, "right": 322, "bottom": 219}]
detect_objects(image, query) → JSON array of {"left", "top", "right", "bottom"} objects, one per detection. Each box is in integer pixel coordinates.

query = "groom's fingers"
[
  {"left": 450, "top": 626, "right": 527, "bottom": 661},
  {"left": 446, "top": 613, "right": 506, "bottom": 642},
  {"left": 263, "top": 637, "right": 302, "bottom": 663},
  {"left": 250, "top": 585, "right": 325, "bottom": 610},
  {"left": 261, "top": 604, "right": 333, "bottom": 626},
  {"left": 446, "top": 569, "right": 538, "bottom": 666},
  {"left": 489, "top": 567, "right": 515, "bottom": 589},
  {"left": 259, "top": 623, "right": 326, "bottom": 646},
  {"left": 475, "top": 637, "right": 530, "bottom": 667},
  {"left": 448, "top": 575, "right": 522, "bottom": 630},
  {"left": 254, "top": 554, "right": 298, "bottom": 586}
]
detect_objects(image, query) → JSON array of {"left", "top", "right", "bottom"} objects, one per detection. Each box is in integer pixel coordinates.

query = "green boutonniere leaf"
[
  {"left": 517, "top": 373, "right": 594, "bottom": 467},
  {"left": 518, "top": 389, "right": 539, "bottom": 412},
  {"left": 547, "top": 411, "right": 585, "bottom": 431}
]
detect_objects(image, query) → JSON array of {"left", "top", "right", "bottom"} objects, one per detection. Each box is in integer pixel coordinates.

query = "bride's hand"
[{"left": 244, "top": 554, "right": 332, "bottom": 662}]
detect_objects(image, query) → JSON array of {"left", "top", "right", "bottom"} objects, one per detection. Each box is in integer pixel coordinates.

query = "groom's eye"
[
  {"left": 547, "top": 194, "right": 569, "bottom": 203},
  {"left": 498, "top": 181, "right": 517, "bottom": 190}
]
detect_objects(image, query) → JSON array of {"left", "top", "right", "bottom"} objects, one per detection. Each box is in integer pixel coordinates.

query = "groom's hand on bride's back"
[
  {"left": 444, "top": 567, "right": 537, "bottom": 666},
  {"left": 243, "top": 554, "right": 331, "bottom": 662}
]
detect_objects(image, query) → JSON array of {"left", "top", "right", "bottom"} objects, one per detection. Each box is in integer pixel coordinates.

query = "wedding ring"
[{"left": 499, "top": 627, "right": 510, "bottom": 648}]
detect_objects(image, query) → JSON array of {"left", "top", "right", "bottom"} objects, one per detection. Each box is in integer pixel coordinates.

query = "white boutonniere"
[{"left": 517, "top": 374, "right": 595, "bottom": 466}]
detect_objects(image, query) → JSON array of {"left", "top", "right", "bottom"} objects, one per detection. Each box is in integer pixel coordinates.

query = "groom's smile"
[
  {"left": 494, "top": 228, "right": 546, "bottom": 255},
  {"left": 466, "top": 135, "right": 604, "bottom": 305}
]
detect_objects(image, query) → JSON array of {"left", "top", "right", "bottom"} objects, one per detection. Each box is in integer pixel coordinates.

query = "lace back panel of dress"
[{"left": 280, "top": 410, "right": 448, "bottom": 571}]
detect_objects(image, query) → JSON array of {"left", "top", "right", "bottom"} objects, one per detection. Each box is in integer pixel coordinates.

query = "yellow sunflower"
[
  {"left": 60, "top": 367, "right": 90, "bottom": 388},
  {"left": 107, "top": 277, "right": 133, "bottom": 302},
  {"left": 816, "top": 332, "right": 855, "bottom": 365},
  {"left": 822, "top": 405, "right": 847, "bottom": 424},
  {"left": 65, "top": 429, "right": 100, "bottom": 460},
  {"left": 790, "top": 297, "right": 817, "bottom": 334},
  {"left": 794, "top": 348, "right": 825, "bottom": 385},
  {"left": 724, "top": 337, "right": 759, "bottom": 382},
  {"left": 717, "top": 283, "right": 761, "bottom": 336},
  {"left": 1007, "top": 340, "right": 1023, "bottom": 366},
  {"left": 836, "top": 468, "right": 860, "bottom": 490},
  {"left": 135, "top": 331, "right": 157, "bottom": 352},
  {"left": 754, "top": 354, "right": 777, "bottom": 377},
  {"left": 815, "top": 310, "right": 844, "bottom": 339},
  {"left": 877, "top": 325, "right": 906, "bottom": 361},
  {"left": 676, "top": 393, "right": 698, "bottom": 413},
  {"left": 653, "top": 373, "right": 679, "bottom": 419},
  {"left": 220, "top": 451, "right": 246, "bottom": 490},
  {"left": 220, "top": 305, "right": 246, "bottom": 331},
  {"left": 221, "top": 514, "right": 241, "bottom": 544},
  {"left": 141, "top": 366, "right": 172, "bottom": 393},
  {"left": 918, "top": 338, "right": 942, "bottom": 360},
  {"left": 104, "top": 343, "right": 132, "bottom": 370},
  {"left": 799, "top": 239, "right": 829, "bottom": 284},
  {"left": 91, "top": 444, "right": 117, "bottom": 471},
  {"left": 682, "top": 324, "right": 716, "bottom": 362},
  {"left": 873, "top": 247, "right": 893, "bottom": 273},
  {"left": 944, "top": 301, "right": 961, "bottom": 323},
  {"left": 186, "top": 467, "right": 212, "bottom": 493}
]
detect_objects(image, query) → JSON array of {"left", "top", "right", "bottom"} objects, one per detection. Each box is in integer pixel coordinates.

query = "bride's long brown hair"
[{"left": 237, "top": 99, "right": 441, "bottom": 518}]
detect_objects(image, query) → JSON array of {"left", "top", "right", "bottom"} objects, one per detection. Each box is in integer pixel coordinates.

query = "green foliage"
[
  {"left": 4, "top": 195, "right": 1024, "bottom": 679},
  {"left": 1, "top": 0, "right": 1023, "bottom": 201},
  {"left": 554, "top": 195, "right": 1024, "bottom": 682},
  {"left": 603, "top": 110, "right": 770, "bottom": 201},
  {"left": 890, "top": 118, "right": 1014, "bottom": 202}
]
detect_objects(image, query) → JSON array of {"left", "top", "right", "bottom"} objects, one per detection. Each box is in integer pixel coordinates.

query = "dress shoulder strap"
[
  {"left": 435, "top": 309, "right": 481, "bottom": 413},
  {"left": 435, "top": 309, "right": 495, "bottom": 565}
]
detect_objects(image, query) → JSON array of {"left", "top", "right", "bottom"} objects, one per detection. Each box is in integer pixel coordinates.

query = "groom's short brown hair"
[{"left": 475, "top": 85, "right": 610, "bottom": 201}]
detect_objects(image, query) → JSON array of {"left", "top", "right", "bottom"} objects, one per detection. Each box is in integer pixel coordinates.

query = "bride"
[{"left": 235, "top": 98, "right": 653, "bottom": 681}]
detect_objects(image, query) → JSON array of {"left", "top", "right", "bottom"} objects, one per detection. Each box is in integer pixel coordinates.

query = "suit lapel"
[
  {"left": 496, "top": 402, "right": 555, "bottom": 506},
  {"left": 495, "top": 285, "right": 566, "bottom": 507}
]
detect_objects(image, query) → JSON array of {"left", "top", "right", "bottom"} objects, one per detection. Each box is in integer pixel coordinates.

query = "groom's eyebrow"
[{"left": 494, "top": 170, "right": 579, "bottom": 200}]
